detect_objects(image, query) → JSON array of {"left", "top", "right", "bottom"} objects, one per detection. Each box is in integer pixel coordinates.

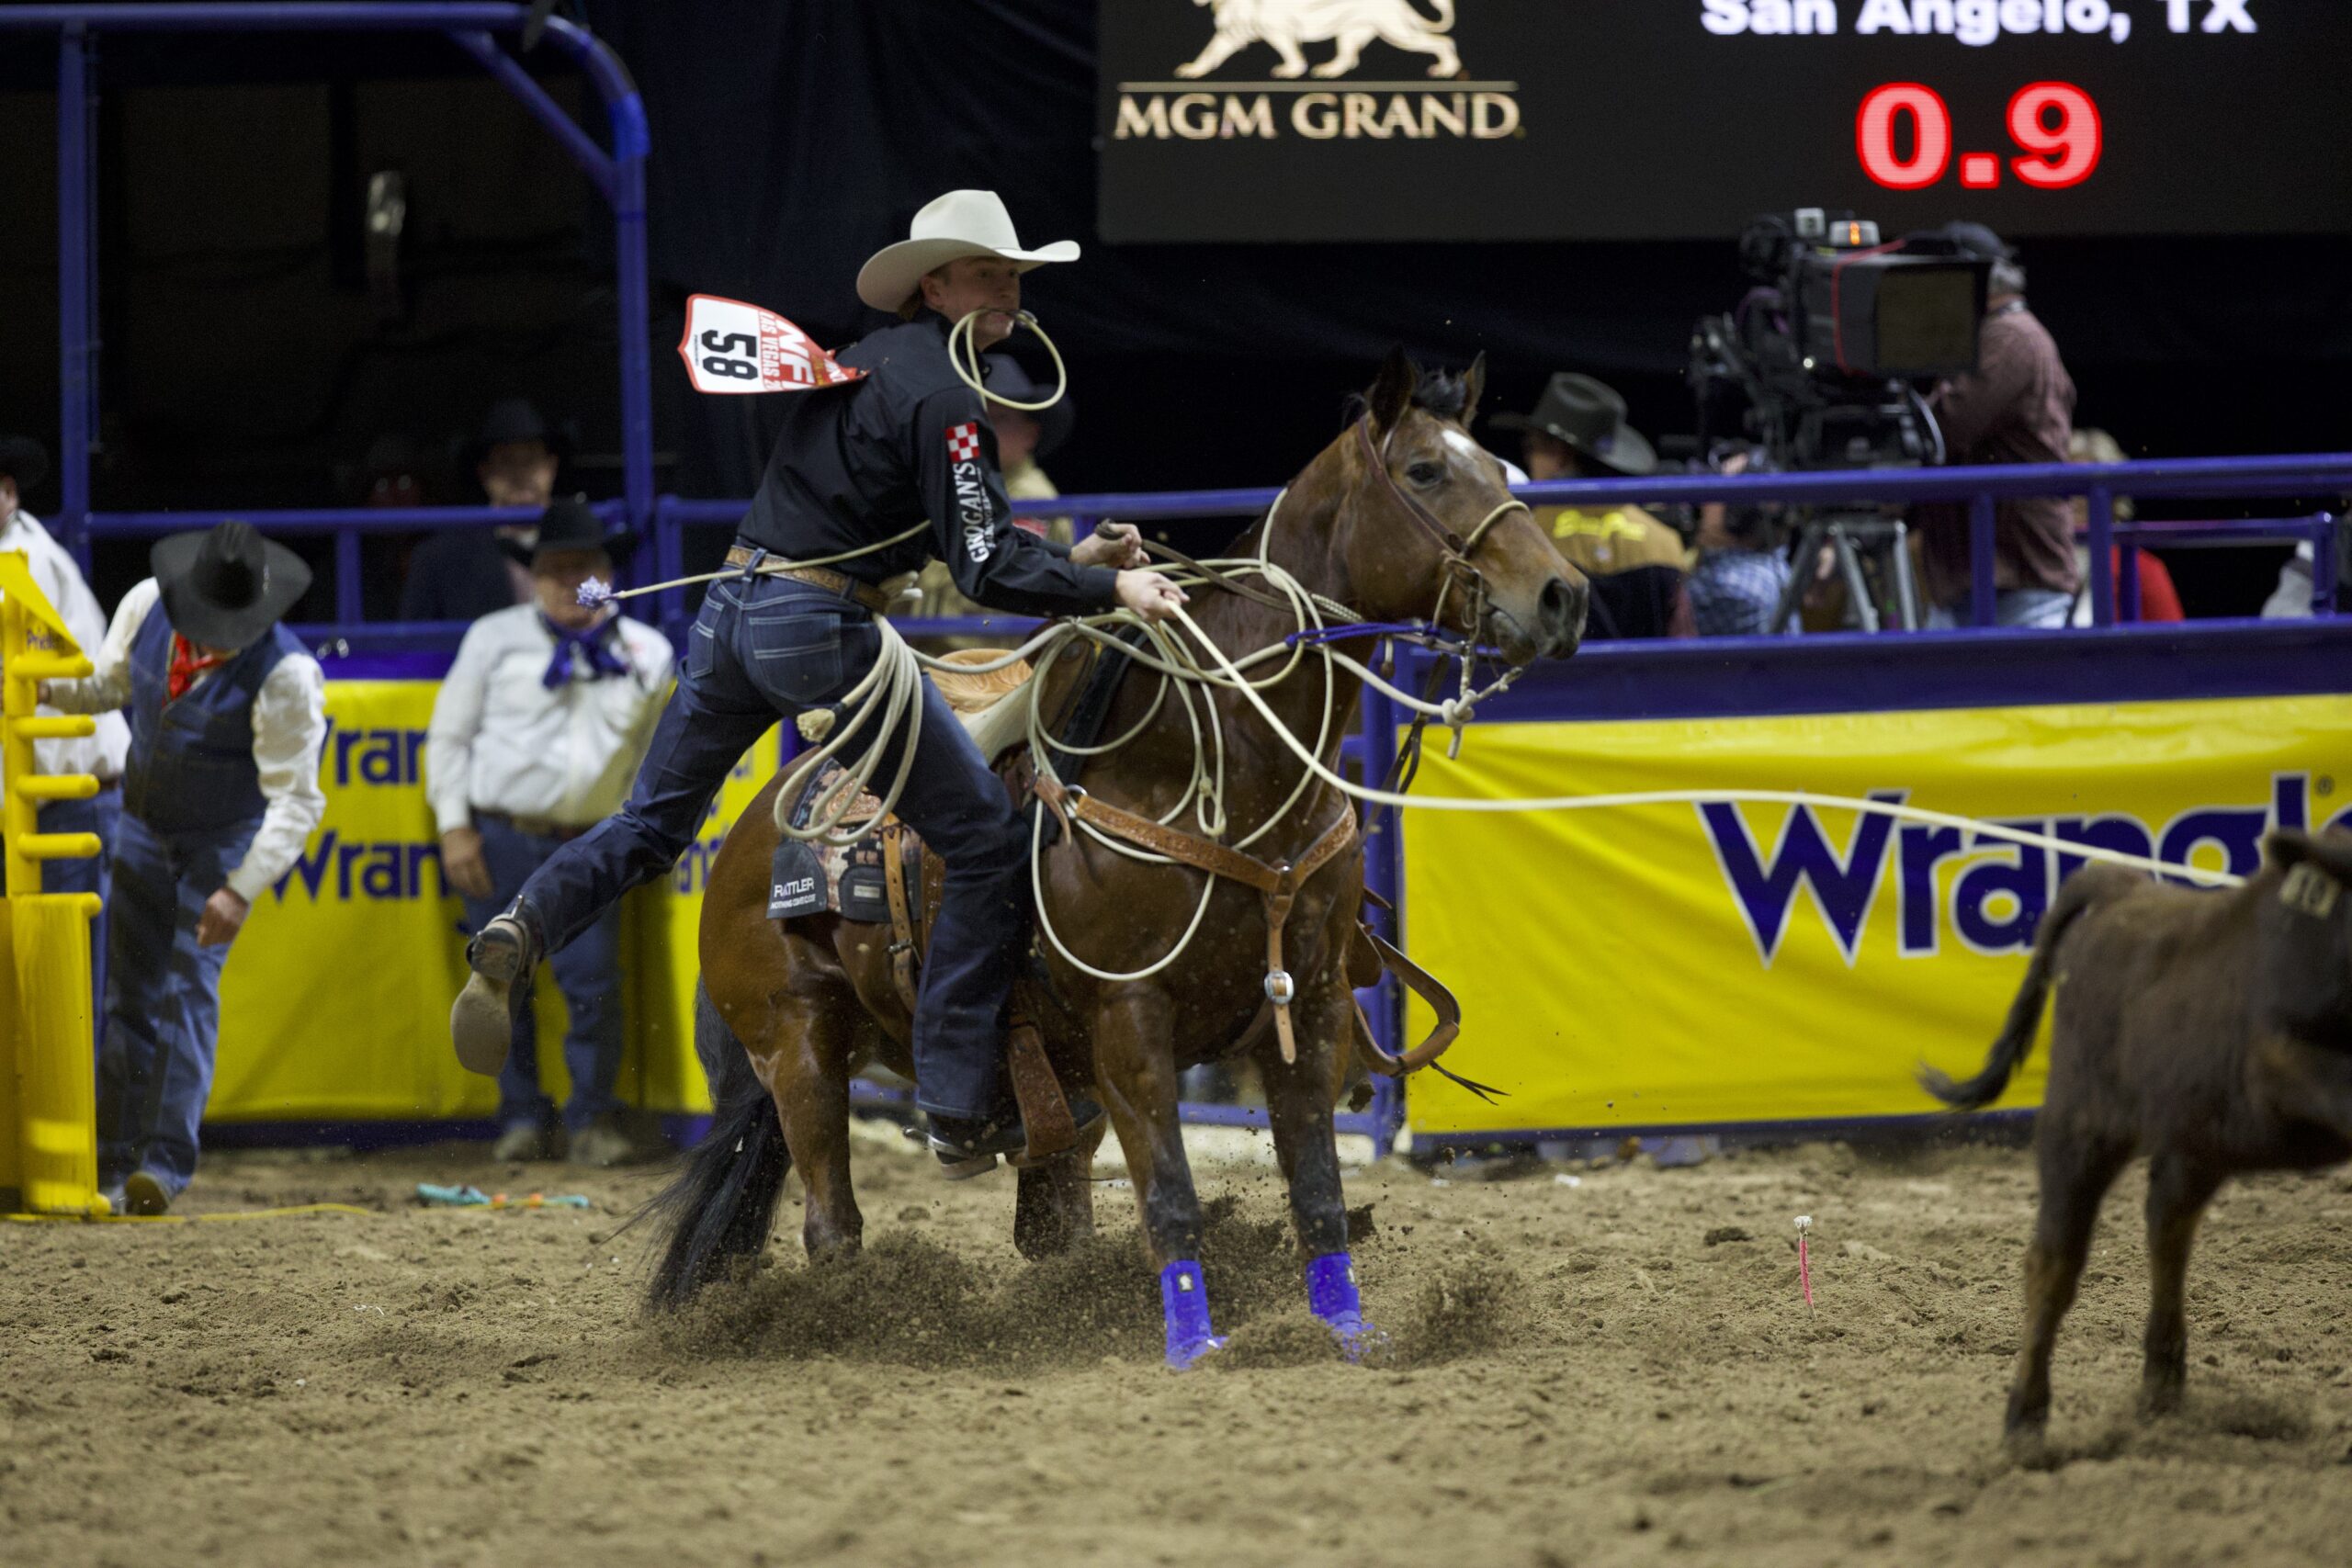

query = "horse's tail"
[
  {"left": 1424, "top": 0, "right": 1457, "bottom": 33},
  {"left": 1917, "top": 866, "right": 2120, "bottom": 1111},
  {"left": 641, "top": 981, "right": 791, "bottom": 1311}
]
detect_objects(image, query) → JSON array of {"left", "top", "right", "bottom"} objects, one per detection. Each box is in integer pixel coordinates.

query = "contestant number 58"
[{"left": 1857, "top": 82, "right": 2102, "bottom": 191}]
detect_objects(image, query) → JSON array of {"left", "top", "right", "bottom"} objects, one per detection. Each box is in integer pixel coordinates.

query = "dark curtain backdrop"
[{"left": 585, "top": 0, "right": 2352, "bottom": 538}]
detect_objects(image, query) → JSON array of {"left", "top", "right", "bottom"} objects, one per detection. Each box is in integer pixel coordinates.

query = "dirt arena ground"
[{"left": 4, "top": 1129, "right": 2348, "bottom": 1568}]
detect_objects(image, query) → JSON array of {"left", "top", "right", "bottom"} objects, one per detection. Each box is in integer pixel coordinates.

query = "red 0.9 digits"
[{"left": 1856, "top": 82, "right": 2102, "bottom": 192}]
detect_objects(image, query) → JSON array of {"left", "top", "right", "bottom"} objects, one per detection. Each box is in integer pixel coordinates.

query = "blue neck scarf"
[{"left": 541, "top": 613, "right": 630, "bottom": 689}]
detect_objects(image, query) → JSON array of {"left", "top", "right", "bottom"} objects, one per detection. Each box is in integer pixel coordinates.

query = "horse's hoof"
[
  {"left": 1329, "top": 1317, "right": 1391, "bottom": 1365},
  {"left": 1166, "top": 1334, "right": 1227, "bottom": 1371}
]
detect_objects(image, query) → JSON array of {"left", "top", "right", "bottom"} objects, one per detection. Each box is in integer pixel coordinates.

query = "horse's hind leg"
[
  {"left": 737, "top": 941, "right": 866, "bottom": 1264},
  {"left": 1012, "top": 1117, "right": 1104, "bottom": 1262}
]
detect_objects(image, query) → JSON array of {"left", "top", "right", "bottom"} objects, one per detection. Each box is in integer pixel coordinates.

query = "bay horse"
[{"left": 644, "top": 350, "right": 1586, "bottom": 1365}]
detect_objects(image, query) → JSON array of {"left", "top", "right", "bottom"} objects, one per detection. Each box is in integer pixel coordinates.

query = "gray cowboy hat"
[
  {"left": 1489, "top": 373, "right": 1657, "bottom": 477},
  {"left": 152, "top": 521, "right": 311, "bottom": 650},
  {"left": 981, "top": 355, "right": 1075, "bottom": 458},
  {"left": 0, "top": 434, "right": 49, "bottom": 493},
  {"left": 529, "top": 494, "right": 633, "bottom": 563}
]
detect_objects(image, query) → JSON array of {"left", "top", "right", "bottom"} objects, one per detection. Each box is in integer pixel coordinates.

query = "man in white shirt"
[
  {"left": 0, "top": 435, "right": 130, "bottom": 1032},
  {"left": 42, "top": 522, "right": 327, "bottom": 1215},
  {"left": 426, "top": 498, "right": 673, "bottom": 1166}
]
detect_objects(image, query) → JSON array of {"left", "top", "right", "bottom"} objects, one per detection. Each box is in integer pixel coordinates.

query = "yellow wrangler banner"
[
  {"left": 1402, "top": 694, "right": 2352, "bottom": 1139},
  {"left": 209, "top": 681, "right": 775, "bottom": 1122}
]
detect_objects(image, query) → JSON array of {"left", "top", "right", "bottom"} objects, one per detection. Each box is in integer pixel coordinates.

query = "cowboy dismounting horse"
[
  {"left": 449, "top": 189, "right": 1189, "bottom": 1175},
  {"left": 646, "top": 349, "right": 1587, "bottom": 1367}
]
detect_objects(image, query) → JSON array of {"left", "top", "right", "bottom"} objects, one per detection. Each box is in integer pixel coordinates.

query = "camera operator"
[{"left": 1913, "top": 223, "right": 2079, "bottom": 628}]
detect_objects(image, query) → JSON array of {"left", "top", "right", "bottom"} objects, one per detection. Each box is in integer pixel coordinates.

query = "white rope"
[
  {"left": 947, "top": 309, "right": 1068, "bottom": 412},
  {"left": 771, "top": 489, "right": 2246, "bottom": 998},
  {"left": 1159, "top": 599, "right": 2249, "bottom": 890}
]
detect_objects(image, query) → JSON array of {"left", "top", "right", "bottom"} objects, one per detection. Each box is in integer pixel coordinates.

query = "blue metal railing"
[{"left": 5, "top": 3, "right": 656, "bottom": 578}]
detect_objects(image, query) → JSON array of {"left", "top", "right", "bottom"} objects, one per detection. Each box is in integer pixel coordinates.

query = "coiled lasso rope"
[{"left": 947, "top": 308, "right": 1068, "bottom": 412}]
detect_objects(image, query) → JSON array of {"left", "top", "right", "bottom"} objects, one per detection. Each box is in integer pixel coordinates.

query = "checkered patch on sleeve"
[{"left": 945, "top": 421, "right": 980, "bottom": 463}]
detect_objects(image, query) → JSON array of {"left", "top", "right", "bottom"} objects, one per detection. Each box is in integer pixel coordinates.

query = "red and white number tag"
[{"left": 676, "top": 294, "right": 866, "bottom": 395}]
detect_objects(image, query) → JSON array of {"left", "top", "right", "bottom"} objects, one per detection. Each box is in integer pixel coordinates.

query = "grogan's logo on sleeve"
[
  {"left": 946, "top": 421, "right": 993, "bottom": 564},
  {"left": 1114, "top": 0, "right": 1521, "bottom": 142}
]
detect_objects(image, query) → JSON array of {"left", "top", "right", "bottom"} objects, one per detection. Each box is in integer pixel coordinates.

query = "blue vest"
[{"left": 121, "top": 605, "right": 302, "bottom": 836}]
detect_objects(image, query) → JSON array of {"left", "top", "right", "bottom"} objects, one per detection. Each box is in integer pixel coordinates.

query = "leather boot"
[{"left": 451, "top": 909, "right": 540, "bottom": 1076}]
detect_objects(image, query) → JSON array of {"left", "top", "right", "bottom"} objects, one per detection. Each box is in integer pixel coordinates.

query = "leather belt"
[
  {"left": 722, "top": 546, "right": 893, "bottom": 615},
  {"left": 476, "top": 809, "right": 594, "bottom": 843}
]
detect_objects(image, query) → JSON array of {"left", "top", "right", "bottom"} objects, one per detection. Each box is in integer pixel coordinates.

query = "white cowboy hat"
[{"left": 854, "top": 189, "right": 1080, "bottom": 312}]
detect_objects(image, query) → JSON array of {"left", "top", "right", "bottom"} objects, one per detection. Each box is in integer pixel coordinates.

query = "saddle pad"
[{"left": 766, "top": 760, "right": 903, "bottom": 925}]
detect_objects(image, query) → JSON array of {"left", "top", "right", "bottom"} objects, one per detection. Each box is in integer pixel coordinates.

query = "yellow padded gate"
[{"left": 1, "top": 549, "right": 106, "bottom": 1216}]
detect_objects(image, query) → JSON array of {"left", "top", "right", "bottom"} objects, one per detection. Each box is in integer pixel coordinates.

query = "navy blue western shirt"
[{"left": 738, "top": 310, "right": 1117, "bottom": 618}]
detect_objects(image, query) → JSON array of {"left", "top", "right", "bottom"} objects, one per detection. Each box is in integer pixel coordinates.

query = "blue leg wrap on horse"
[
  {"left": 1306, "top": 1251, "right": 1385, "bottom": 1360},
  {"left": 1159, "top": 1260, "right": 1225, "bottom": 1370}
]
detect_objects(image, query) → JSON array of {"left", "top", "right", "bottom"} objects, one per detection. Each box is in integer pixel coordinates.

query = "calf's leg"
[
  {"left": 2140, "top": 1154, "right": 2223, "bottom": 1417},
  {"left": 2007, "top": 1134, "right": 2129, "bottom": 1447}
]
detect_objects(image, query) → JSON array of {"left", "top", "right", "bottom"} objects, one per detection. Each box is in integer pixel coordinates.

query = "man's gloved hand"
[
  {"left": 1114, "top": 570, "right": 1189, "bottom": 624},
  {"left": 1073, "top": 521, "right": 1149, "bottom": 571}
]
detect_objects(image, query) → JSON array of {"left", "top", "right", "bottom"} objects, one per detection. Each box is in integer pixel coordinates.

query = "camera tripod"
[{"left": 1770, "top": 511, "right": 1922, "bottom": 634}]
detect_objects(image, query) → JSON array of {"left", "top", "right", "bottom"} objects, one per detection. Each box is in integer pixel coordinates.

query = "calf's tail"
[{"left": 1918, "top": 868, "right": 2120, "bottom": 1111}]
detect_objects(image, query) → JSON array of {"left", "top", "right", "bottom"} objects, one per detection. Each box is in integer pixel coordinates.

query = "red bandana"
[{"left": 167, "top": 634, "right": 229, "bottom": 702}]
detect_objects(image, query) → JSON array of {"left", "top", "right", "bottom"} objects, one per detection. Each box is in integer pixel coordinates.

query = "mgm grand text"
[{"left": 1113, "top": 90, "right": 1521, "bottom": 141}]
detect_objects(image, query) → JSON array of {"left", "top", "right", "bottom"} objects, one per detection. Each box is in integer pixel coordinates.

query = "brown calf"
[{"left": 1922, "top": 828, "right": 2352, "bottom": 1451}]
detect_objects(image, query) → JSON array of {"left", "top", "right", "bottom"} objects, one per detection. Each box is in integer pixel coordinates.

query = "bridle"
[{"left": 1350, "top": 415, "right": 1532, "bottom": 648}]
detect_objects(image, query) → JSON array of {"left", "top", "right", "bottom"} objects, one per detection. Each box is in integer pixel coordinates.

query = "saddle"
[{"left": 765, "top": 645, "right": 1477, "bottom": 1158}]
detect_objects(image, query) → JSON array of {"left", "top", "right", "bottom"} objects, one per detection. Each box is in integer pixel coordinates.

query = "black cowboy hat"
[
  {"left": 151, "top": 521, "right": 312, "bottom": 650},
  {"left": 0, "top": 435, "right": 49, "bottom": 493},
  {"left": 1489, "top": 373, "right": 1657, "bottom": 478},
  {"left": 980, "top": 355, "right": 1076, "bottom": 459},
  {"left": 463, "top": 398, "right": 575, "bottom": 469},
  {"left": 529, "top": 494, "right": 632, "bottom": 563}
]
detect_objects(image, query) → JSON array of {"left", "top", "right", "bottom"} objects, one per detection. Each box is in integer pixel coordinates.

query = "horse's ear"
[
  {"left": 1461, "top": 352, "right": 1487, "bottom": 427},
  {"left": 1367, "top": 346, "right": 1417, "bottom": 434}
]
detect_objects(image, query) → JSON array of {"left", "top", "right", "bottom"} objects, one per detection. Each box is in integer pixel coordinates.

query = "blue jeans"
[
  {"left": 465, "top": 814, "right": 624, "bottom": 1132},
  {"left": 37, "top": 783, "right": 119, "bottom": 1046},
  {"left": 511, "top": 571, "right": 1030, "bottom": 1121},
  {"left": 97, "top": 811, "right": 257, "bottom": 1197}
]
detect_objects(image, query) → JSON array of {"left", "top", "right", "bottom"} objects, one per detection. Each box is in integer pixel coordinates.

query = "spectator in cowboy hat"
[
  {"left": 1490, "top": 374, "right": 1693, "bottom": 639},
  {"left": 909, "top": 354, "right": 1080, "bottom": 629},
  {"left": 399, "top": 398, "right": 574, "bottom": 624},
  {"left": 41, "top": 522, "right": 327, "bottom": 1215},
  {"left": 1, "top": 434, "right": 132, "bottom": 1039},
  {"left": 425, "top": 496, "right": 673, "bottom": 1166}
]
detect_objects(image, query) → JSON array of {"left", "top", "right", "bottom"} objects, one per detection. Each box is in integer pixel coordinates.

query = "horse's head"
[{"left": 1336, "top": 349, "right": 1587, "bottom": 665}]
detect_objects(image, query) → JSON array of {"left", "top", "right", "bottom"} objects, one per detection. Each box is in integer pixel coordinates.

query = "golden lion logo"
[{"left": 1174, "top": 0, "right": 1464, "bottom": 81}]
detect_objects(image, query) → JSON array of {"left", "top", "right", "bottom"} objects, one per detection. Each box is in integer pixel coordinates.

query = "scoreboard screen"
[{"left": 1098, "top": 1, "right": 2352, "bottom": 243}]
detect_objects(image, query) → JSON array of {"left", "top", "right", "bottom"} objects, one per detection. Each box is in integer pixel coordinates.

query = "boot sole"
[
  {"left": 123, "top": 1171, "right": 170, "bottom": 1216},
  {"left": 451, "top": 937, "right": 524, "bottom": 1076}
]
